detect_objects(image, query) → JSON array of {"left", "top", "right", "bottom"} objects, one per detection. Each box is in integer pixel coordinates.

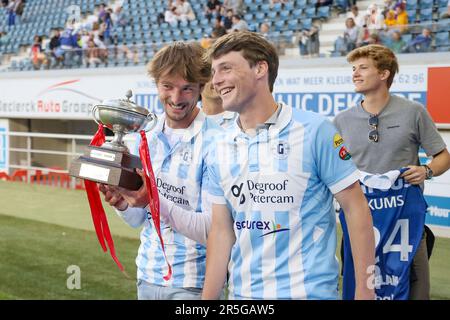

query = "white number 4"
[{"left": 374, "top": 219, "right": 413, "bottom": 262}]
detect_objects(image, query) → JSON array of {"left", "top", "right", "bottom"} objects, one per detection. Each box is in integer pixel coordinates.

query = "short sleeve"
[{"left": 313, "top": 119, "right": 360, "bottom": 194}]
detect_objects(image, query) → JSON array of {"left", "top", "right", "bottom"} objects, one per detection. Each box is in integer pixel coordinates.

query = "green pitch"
[{"left": 0, "top": 181, "right": 449, "bottom": 299}]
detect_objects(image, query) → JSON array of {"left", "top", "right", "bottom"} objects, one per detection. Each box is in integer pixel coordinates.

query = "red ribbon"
[
  {"left": 84, "top": 124, "right": 125, "bottom": 272},
  {"left": 139, "top": 130, "right": 172, "bottom": 281}
]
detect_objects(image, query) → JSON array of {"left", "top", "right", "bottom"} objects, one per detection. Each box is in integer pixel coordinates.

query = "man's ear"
[
  {"left": 255, "top": 60, "right": 269, "bottom": 79},
  {"left": 380, "top": 69, "right": 390, "bottom": 82}
]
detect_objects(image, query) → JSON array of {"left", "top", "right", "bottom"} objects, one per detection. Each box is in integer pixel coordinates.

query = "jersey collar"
[{"left": 155, "top": 107, "right": 206, "bottom": 143}]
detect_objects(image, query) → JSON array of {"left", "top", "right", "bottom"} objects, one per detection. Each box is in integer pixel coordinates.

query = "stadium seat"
[
  {"left": 317, "top": 6, "right": 330, "bottom": 19},
  {"left": 419, "top": 8, "right": 433, "bottom": 21},
  {"left": 292, "top": 8, "right": 303, "bottom": 18},
  {"left": 435, "top": 31, "right": 449, "bottom": 46},
  {"left": 305, "top": 7, "right": 316, "bottom": 19},
  {"left": 407, "top": 10, "right": 418, "bottom": 22},
  {"left": 296, "top": 0, "right": 307, "bottom": 8},
  {"left": 406, "top": 0, "right": 418, "bottom": 10},
  {"left": 420, "top": 0, "right": 434, "bottom": 9}
]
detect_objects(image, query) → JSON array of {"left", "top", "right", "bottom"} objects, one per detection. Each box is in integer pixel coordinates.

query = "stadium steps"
[{"left": 319, "top": 0, "right": 386, "bottom": 57}]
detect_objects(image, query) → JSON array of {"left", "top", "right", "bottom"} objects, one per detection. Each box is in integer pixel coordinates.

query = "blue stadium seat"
[
  {"left": 292, "top": 8, "right": 303, "bottom": 18},
  {"left": 419, "top": 8, "right": 433, "bottom": 21},
  {"left": 296, "top": 0, "right": 307, "bottom": 8},
  {"left": 407, "top": 10, "right": 417, "bottom": 22},
  {"left": 287, "top": 19, "right": 299, "bottom": 31},
  {"left": 274, "top": 20, "right": 286, "bottom": 31},
  {"left": 402, "top": 33, "right": 413, "bottom": 44},
  {"left": 436, "top": 0, "right": 448, "bottom": 7},
  {"left": 301, "top": 18, "right": 312, "bottom": 30},
  {"left": 406, "top": 0, "right": 418, "bottom": 10},
  {"left": 255, "top": 12, "right": 265, "bottom": 23},
  {"left": 420, "top": 0, "right": 434, "bottom": 9},
  {"left": 317, "top": 6, "right": 330, "bottom": 19},
  {"left": 435, "top": 31, "right": 449, "bottom": 46},
  {"left": 305, "top": 7, "right": 316, "bottom": 18},
  {"left": 435, "top": 19, "right": 450, "bottom": 32},
  {"left": 280, "top": 10, "right": 290, "bottom": 19},
  {"left": 260, "top": 4, "right": 270, "bottom": 12}
]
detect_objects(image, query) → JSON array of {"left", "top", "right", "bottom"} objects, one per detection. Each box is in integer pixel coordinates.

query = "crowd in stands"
[
  {"left": 25, "top": 2, "right": 135, "bottom": 69},
  {"left": 333, "top": 0, "right": 450, "bottom": 56},
  {"left": 0, "top": 0, "right": 448, "bottom": 72}
]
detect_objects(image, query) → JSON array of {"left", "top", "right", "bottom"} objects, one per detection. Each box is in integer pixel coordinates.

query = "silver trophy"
[{"left": 69, "top": 90, "right": 157, "bottom": 190}]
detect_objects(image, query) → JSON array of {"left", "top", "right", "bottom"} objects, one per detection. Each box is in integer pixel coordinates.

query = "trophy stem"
[{"left": 112, "top": 131, "right": 124, "bottom": 146}]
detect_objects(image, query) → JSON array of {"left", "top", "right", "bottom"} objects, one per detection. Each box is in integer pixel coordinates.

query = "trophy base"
[{"left": 69, "top": 146, "right": 143, "bottom": 190}]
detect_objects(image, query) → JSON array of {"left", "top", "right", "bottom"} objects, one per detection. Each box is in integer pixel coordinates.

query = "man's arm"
[
  {"left": 99, "top": 184, "right": 146, "bottom": 228},
  {"left": 202, "top": 203, "right": 235, "bottom": 300},
  {"left": 335, "top": 181, "right": 375, "bottom": 300},
  {"left": 401, "top": 148, "right": 450, "bottom": 185}
]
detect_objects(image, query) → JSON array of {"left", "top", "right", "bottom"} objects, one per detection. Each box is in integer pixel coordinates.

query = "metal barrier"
[{"left": 0, "top": 130, "right": 133, "bottom": 189}]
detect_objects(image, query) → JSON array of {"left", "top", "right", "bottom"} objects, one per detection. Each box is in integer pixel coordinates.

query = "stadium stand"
[{"left": 0, "top": 0, "right": 448, "bottom": 72}]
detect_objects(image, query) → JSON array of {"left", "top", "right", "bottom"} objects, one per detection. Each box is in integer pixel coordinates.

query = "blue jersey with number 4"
[{"left": 339, "top": 175, "right": 426, "bottom": 300}]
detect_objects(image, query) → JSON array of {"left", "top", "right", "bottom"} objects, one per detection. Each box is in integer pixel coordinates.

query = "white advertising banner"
[
  {"left": 0, "top": 66, "right": 428, "bottom": 120},
  {"left": 0, "top": 119, "right": 9, "bottom": 173}
]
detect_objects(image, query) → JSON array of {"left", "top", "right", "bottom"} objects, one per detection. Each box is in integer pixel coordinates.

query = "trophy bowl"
[{"left": 69, "top": 90, "right": 158, "bottom": 190}]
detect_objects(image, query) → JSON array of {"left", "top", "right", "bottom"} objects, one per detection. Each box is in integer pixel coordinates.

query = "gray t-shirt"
[{"left": 333, "top": 95, "right": 446, "bottom": 174}]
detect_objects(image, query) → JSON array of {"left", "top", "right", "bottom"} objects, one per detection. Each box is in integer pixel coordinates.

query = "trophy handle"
[
  {"left": 145, "top": 113, "right": 158, "bottom": 132},
  {"left": 92, "top": 105, "right": 106, "bottom": 128}
]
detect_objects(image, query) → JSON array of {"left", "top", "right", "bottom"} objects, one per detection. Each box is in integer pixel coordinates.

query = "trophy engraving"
[{"left": 69, "top": 90, "right": 157, "bottom": 190}]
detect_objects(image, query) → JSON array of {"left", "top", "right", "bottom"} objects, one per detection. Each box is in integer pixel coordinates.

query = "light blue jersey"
[
  {"left": 129, "top": 109, "right": 222, "bottom": 288},
  {"left": 207, "top": 103, "right": 359, "bottom": 299},
  {"left": 207, "top": 111, "right": 237, "bottom": 129}
]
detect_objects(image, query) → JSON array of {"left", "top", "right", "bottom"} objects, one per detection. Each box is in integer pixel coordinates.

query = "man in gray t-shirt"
[
  {"left": 334, "top": 44, "right": 450, "bottom": 300},
  {"left": 334, "top": 95, "right": 446, "bottom": 176}
]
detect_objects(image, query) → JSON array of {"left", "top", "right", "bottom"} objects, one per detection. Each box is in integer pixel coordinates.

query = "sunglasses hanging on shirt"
[{"left": 368, "top": 114, "right": 379, "bottom": 143}]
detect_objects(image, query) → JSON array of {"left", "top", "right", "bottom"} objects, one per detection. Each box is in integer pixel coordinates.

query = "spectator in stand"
[
  {"left": 384, "top": 9, "right": 397, "bottom": 28},
  {"left": 212, "top": 16, "right": 227, "bottom": 37},
  {"left": 101, "top": 8, "right": 113, "bottom": 45},
  {"left": 205, "top": 0, "right": 222, "bottom": 22},
  {"left": 85, "top": 38, "right": 103, "bottom": 67},
  {"left": 0, "top": 30, "right": 10, "bottom": 49},
  {"left": 404, "top": 27, "right": 432, "bottom": 53},
  {"left": 165, "top": 6, "right": 179, "bottom": 26},
  {"left": 111, "top": 6, "right": 128, "bottom": 27},
  {"left": 6, "top": 0, "right": 16, "bottom": 27},
  {"left": 395, "top": 2, "right": 408, "bottom": 34},
  {"left": 347, "top": 5, "right": 366, "bottom": 28},
  {"left": 200, "top": 33, "right": 214, "bottom": 49},
  {"left": 222, "top": 9, "right": 233, "bottom": 31},
  {"left": 387, "top": 30, "right": 406, "bottom": 53},
  {"left": 334, "top": 17, "right": 359, "bottom": 56},
  {"left": 48, "top": 29, "right": 63, "bottom": 68},
  {"left": 315, "top": 0, "right": 332, "bottom": 8},
  {"left": 14, "top": 0, "right": 24, "bottom": 25},
  {"left": 356, "top": 15, "right": 372, "bottom": 47},
  {"left": 229, "top": 14, "right": 248, "bottom": 32},
  {"left": 175, "top": 0, "right": 196, "bottom": 22},
  {"left": 305, "top": 25, "right": 320, "bottom": 57},
  {"left": 59, "top": 24, "right": 82, "bottom": 67},
  {"left": 298, "top": 25, "right": 320, "bottom": 57},
  {"left": 97, "top": 3, "right": 107, "bottom": 24},
  {"left": 259, "top": 22, "right": 270, "bottom": 39},
  {"left": 223, "top": 0, "right": 244, "bottom": 16},
  {"left": 30, "top": 35, "right": 49, "bottom": 70},
  {"left": 366, "top": 4, "right": 385, "bottom": 31}
]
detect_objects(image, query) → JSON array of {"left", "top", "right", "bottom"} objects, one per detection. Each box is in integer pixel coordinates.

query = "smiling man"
[
  {"left": 202, "top": 31, "right": 375, "bottom": 300},
  {"left": 334, "top": 44, "right": 450, "bottom": 299},
  {"left": 99, "top": 41, "right": 222, "bottom": 300}
]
